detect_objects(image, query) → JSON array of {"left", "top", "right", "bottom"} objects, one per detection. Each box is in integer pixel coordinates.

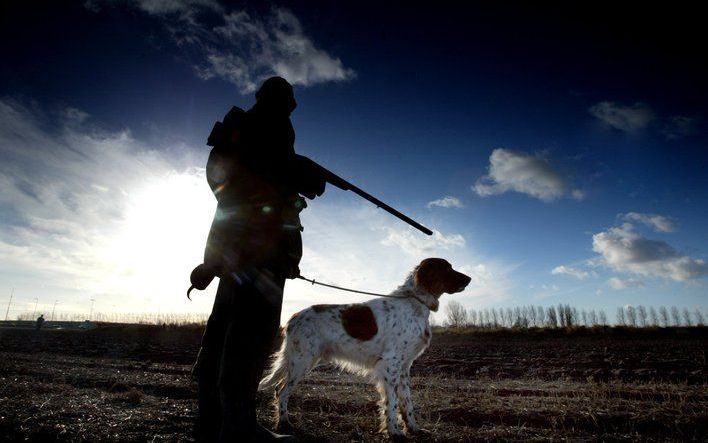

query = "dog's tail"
[{"left": 258, "top": 331, "right": 290, "bottom": 392}]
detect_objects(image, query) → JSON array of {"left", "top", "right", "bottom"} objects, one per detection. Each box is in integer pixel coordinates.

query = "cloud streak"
[
  {"left": 607, "top": 277, "right": 644, "bottom": 290},
  {"left": 551, "top": 265, "right": 591, "bottom": 280},
  {"left": 426, "top": 196, "right": 463, "bottom": 209},
  {"left": 621, "top": 212, "right": 677, "bottom": 233},
  {"left": 662, "top": 116, "right": 695, "bottom": 140},
  {"left": 589, "top": 101, "right": 654, "bottom": 132}
]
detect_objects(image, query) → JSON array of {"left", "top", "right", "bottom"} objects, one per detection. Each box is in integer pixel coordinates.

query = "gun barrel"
[
  {"left": 311, "top": 160, "right": 432, "bottom": 236},
  {"left": 346, "top": 182, "right": 433, "bottom": 235}
]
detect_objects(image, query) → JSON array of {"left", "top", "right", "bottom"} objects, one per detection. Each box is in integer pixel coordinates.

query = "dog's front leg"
[
  {"left": 396, "top": 371, "right": 420, "bottom": 434},
  {"left": 375, "top": 360, "right": 404, "bottom": 438}
]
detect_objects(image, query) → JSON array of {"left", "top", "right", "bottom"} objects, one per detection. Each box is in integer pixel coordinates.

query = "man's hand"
[{"left": 294, "top": 155, "right": 327, "bottom": 199}]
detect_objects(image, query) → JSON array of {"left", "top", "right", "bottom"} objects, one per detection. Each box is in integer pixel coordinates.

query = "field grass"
[{"left": 0, "top": 325, "right": 705, "bottom": 441}]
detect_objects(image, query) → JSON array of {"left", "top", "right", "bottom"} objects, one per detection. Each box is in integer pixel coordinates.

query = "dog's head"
[{"left": 413, "top": 258, "right": 472, "bottom": 300}]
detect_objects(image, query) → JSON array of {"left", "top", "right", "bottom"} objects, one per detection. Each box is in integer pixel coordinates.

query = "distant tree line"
[
  {"left": 15, "top": 311, "right": 208, "bottom": 325},
  {"left": 443, "top": 301, "right": 706, "bottom": 329},
  {"left": 615, "top": 305, "right": 705, "bottom": 327}
]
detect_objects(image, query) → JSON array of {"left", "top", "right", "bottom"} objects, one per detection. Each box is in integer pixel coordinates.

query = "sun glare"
[{"left": 103, "top": 170, "right": 216, "bottom": 311}]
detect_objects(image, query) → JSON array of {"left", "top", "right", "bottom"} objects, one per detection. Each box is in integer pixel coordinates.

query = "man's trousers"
[{"left": 194, "top": 270, "right": 284, "bottom": 442}]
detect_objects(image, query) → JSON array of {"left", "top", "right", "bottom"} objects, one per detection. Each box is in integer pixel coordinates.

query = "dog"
[{"left": 259, "top": 258, "right": 471, "bottom": 438}]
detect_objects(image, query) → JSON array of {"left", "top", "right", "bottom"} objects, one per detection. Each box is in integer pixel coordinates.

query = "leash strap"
[
  {"left": 296, "top": 275, "right": 432, "bottom": 310},
  {"left": 296, "top": 275, "right": 398, "bottom": 298}
]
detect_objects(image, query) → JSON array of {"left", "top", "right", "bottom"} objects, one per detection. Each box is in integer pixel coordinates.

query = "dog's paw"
[
  {"left": 408, "top": 427, "right": 431, "bottom": 435},
  {"left": 408, "top": 427, "right": 433, "bottom": 440},
  {"left": 388, "top": 431, "right": 408, "bottom": 442}
]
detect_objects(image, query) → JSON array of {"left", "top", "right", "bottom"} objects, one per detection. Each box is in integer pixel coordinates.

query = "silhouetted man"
[
  {"left": 192, "top": 77, "right": 325, "bottom": 442},
  {"left": 35, "top": 314, "right": 45, "bottom": 331}
]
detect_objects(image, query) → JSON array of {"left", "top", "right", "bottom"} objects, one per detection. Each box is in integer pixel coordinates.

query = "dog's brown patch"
[
  {"left": 312, "top": 304, "right": 336, "bottom": 313},
  {"left": 341, "top": 305, "right": 378, "bottom": 340}
]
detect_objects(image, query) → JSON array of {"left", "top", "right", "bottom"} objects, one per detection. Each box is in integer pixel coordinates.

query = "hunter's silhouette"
[
  {"left": 191, "top": 77, "right": 326, "bottom": 442},
  {"left": 35, "top": 314, "right": 45, "bottom": 331}
]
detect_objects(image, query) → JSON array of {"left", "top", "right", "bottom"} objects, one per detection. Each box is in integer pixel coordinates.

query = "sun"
[{"left": 102, "top": 169, "right": 216, "bottom": 311}]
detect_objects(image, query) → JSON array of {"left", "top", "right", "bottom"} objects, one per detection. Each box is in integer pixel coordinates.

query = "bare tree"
[
  {"left": 505, "top": 308, "right": 513, "bottom": 327},
  {"left": 616, "top": 307, "right": 626, "bottom": 326},
  {"left": 599, "top": 310, "right": 607, "bottom": 326},
  {"left": 682, "top": 308, "right": 693, "bottom": 327},
  {"left": 491, "top": 308, "right": 499, "bottom": 328},
  {"left": 588, "top": 309, "right": 598, "bottom": 326},
  {"left": 444, "top": 301, "right": 468, "bottom": 328},
  {"left": 558, "top": 304, "right": 567, "bottom": 328},
  {"left": 671, "top": 306, "right": 681, "bottom": 326},
  {"left": 626, "top": 306, "right": 637, "bottom": 327},
  {"left": 557, "top": 304, "right": 574, "bottom": 328},
  {"left": 527, "top": 305, "right": 538, "bottom": 327},
  {"left": 637, "top": 305, "right": 648, "bottom": 327},
  {"left": 649, "top": 306, "right": 659, "bottom": 326},
  {"left": 659, "top": 306, "right": 669, "bottom": 327},
  {"left": 468, "top": 308, "right": 477, "bottom": 327},
  {"left": 547, "top": 306, "right": 558, "bottom": 328},
  {"left": 581, "top": 310, "right": 588, "bottom": 327},
  {"left": 536, "top": 306, "right": 545, "bottom": 327},
  {"left": 694, "top": 308, "right": 705, "bottom": 326}
]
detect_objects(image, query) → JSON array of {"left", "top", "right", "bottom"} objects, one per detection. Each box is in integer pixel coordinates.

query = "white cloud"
[
  {"left": 209, "top": 9, "right": 355, "bottom": 90},
  {"left": 551, "top": 265, "right": 592, "bottom": 280},
  {"left": 426, "top": 196, "right": 464, "bottom": 209},
  {"left": 607, "top": 277, "right": 644, "bottom": 290},
  {"left": 622, "top": 212, "right": 677, "bottom": 233},
  {"left": 588, "top": 101, "right": 654, "bottom": 132},
  {"left": 88, "top": 2, "right": 355, "bottom": 93},
  {"left": 473, "top": 148, "right": 581, "bottom": 202},
  {"left": 592, "top": 223, "right": 708, "bottom": 282}
]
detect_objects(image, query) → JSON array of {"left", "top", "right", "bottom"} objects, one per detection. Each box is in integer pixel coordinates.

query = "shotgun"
[{"left": 296, "top": 154, "right": 433, "bottom": 236}]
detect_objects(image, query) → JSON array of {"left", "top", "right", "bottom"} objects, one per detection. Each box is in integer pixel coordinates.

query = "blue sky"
[{"left": 1, "top": 1, "right": 706, "bottom": 322}]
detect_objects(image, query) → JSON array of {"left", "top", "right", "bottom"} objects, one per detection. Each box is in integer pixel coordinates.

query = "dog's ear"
[{"left": 414, "top": 258, "right": 449, "bottom": 297}]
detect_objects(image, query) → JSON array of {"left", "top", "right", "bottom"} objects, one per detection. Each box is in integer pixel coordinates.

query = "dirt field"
[{"left": 1, "top": 325, "right": 706, "bottom": 441}]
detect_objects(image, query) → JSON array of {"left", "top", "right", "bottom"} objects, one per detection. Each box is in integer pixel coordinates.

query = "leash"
[
  {"left": 296, "top": 275, "right": 430, "bottom": 307},
  {"left": 297, "top": 275, "right": 395, "bottom": 297}
]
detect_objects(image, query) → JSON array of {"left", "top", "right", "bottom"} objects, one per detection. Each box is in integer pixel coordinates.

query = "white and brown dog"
[{"left": 259, "top": 258, "right": 471, "bottom": 438}]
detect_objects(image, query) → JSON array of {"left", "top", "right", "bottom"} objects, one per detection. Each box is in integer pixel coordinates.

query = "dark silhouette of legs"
[{"left": 196, "top": 271, "right": 287, "bottom": 442}]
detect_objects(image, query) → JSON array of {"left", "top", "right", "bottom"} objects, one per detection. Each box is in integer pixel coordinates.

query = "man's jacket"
[{"left": 203, "top": 105, "right": 324, "bottom": 279}]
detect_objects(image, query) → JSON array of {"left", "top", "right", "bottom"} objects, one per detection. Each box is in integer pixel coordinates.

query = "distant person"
[
  {"left": 35, "top": 314, "right": 45, "bottom": 331},
  {"left": 189, "top": 76, "right": 326, "bottom": 442}
]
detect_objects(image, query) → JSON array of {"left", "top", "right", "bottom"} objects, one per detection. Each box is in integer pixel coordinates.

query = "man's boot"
[{"left": 218, "top": 400, "right": 295, "bottom": 442}]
